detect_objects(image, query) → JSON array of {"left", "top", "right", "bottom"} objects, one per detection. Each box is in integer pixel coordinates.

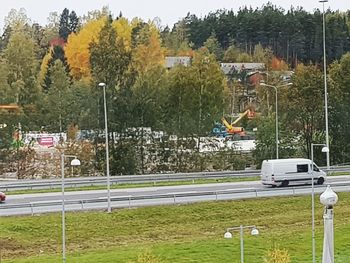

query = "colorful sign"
[{"left": 38, "top": 137, "right": 54, "bottom": 147}]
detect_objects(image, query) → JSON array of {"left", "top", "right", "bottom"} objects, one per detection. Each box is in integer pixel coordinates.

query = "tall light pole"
[
  {"left": 224, "top": 225, "right": 259, "bottom": 263},
  {"left": 320, "top": 0, "right": 330, "bottom": 169},
  {"left": 260, "top": 82, "right": 292, "bottom": 159},
  {"left": 61, "top": 153, "right": 81, "bottom": 263},
  {"left": 311, "top": 143, "right": 329, "bottom": 263},
  {"left": 98, "top": 82, "right": 111, "bottom": 213},
  {"left": 320, "top": 185, "right": 338, "bottom": 263}
]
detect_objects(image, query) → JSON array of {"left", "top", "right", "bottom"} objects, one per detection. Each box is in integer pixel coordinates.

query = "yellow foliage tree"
[
  {"left": 132, "top": 24, "right": 165, "bottom": 74},
  {"left": 65, "top": 16, "right": 137, "bottom": 81},
  {"left": 64, "top": 17, "right": 106, "bottom": 80},
  {"left": 112, "top": 17, "right": 134, "bottom": 51}
]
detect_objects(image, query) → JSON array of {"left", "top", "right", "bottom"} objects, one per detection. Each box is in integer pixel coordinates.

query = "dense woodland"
[
  {"left": 1, "top": 3, "right": 350, "bottom": 176},
  {"left": 176, "top": 5, "right": 350, "bottom": 64}
]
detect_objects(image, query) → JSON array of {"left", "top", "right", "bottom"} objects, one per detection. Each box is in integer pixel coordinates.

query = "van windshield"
[{"left": 313, "top": 165, "right": 320, "bottom": 172}]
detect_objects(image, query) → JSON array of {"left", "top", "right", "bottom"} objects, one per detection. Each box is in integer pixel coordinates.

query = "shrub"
[
  {"left": 263, "top": 246, "right": 291, "bottom": 263},
  {"left": 128, "top": 250, "right": 163, "bottom": 263}
]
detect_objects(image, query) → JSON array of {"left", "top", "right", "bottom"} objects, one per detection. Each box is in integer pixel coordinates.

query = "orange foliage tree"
[{"left": 270, "top": 56, "right": 288, "bottom": 71}]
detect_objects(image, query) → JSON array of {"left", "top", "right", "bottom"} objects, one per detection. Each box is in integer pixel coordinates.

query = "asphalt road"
[{"left": 1, "top": 176, "right": 350, "bottom": 216}]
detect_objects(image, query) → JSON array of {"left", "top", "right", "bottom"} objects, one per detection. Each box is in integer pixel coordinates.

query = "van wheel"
[
  {"left": 281, "top": 180, "right": 289, "bottom": 187},
  {"left": 317, "top": 177, "right": 325, "bottom": 185}
]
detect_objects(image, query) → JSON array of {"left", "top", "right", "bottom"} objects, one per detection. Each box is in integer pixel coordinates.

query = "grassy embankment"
[{"left": 1, "top": 192, "right": 350, "bottom": 263}]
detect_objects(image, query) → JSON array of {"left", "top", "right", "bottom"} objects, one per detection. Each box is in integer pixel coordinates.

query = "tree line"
[{"left": 177, "top": 3, "right": 350, "bottom": 65}]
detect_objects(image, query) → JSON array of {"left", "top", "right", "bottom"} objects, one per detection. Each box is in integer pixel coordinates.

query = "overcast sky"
[{"left": 1, "top": 0, "right": 349, "bottom": 32}]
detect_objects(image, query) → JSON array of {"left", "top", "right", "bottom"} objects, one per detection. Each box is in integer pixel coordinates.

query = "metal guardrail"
[
  {"left": 2, "top": 181, "right": 350, "bottom": 216},
  {"left": 1, "top": 165, "right": 350, "bottom": 192}
]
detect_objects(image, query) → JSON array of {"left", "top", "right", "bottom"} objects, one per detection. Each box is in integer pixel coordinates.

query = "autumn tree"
[
  {"left": 129, "top": 21, "right": 166, "bottom": 173},
  {"left": 131, "top": 20, "right": 165, "bottom": 131},
  {"left": 89, "top": 16, "right": 134, "bottom": 175},
  {"left": 65, "top": 17, "right": 106, "bottom": 80},
  {"left": 132, "top": 22, "right": 165, "bottom": 74},
  {"left": 90, "top": 17, "right": 131, "bottom": 86},
  {"left": 112, "top": 17, "right": 135, "bottom": 50}
]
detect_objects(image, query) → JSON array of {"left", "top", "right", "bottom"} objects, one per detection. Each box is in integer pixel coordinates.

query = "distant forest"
[{"left": 168, "top": 3, "right": 350, "bottom": 65}]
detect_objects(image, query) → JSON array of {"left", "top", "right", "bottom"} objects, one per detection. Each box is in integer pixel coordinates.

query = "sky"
[{"left": 0, "top": 0, "right": 349, "bottom": 32}]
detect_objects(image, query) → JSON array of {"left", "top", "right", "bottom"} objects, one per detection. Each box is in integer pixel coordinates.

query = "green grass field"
[{"left": 1, "top": 192, "right": 350, "bottom": 263}]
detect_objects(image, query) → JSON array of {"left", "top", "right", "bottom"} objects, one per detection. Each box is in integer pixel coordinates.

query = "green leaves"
[{"left": 90, "top": 18, "right": 131, "bottom": 88}]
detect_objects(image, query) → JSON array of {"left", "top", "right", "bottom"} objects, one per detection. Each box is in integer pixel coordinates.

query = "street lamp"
[
  {"left": 61, "top": 153, "right": 80, "bottom": 263},
  {"left": 260, "top": 82, "right": 292, "bottom": 159},
  {"left": 311, "top": 143, "right": 329, "bottom": 263},
  {"left": 320, "top": 185, "right": 338, "bottom": 263},
  {"left": 319, "top": 0, "right": 330, "bottom": 169},
  {"left": 98, "top": 82, "right": 111, "bottom": 213},
  {"left": 224, "top": 225, "right": 259, "bottom": 263}
]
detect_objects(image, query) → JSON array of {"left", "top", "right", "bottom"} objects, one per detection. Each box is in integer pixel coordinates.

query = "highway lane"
[
  {"left": 3, "top": 180, "right": 260, "bottom": 205},
  {"left": 1, "top": 176, "right": 350, "bottom": 216},
  {"left": 1, "top": 165, "right": 349, "bottom": 192}
]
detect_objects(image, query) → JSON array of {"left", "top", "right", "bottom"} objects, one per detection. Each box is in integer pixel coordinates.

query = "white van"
[{"left": 261, "top": 158, "right": 327, "bottom": 187}]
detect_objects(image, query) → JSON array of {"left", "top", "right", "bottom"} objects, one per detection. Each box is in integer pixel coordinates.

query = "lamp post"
[
  {"left": 260, "top": 82, "right": 292, "bottom": 159},
  {"left": 311, "top": 143, "right": 329, "bottom": 263},
  {"left": 320, "top": 185, "right": 338, "bottom": 263},
  {"left": 98, "top": 82, "right": 111, "bottom": 213},
  {"left": 319, "top": 0, "right": 330, "bottom": 170},
  {"left": 224, "top": 225, "right": 259, "bottom": 263},
  {"left": 61, "top": 153, "right": 81, "bottom": 263}
]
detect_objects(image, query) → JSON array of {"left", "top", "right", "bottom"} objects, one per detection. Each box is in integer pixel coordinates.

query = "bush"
[
  {"left": 263, "top": 246, "right": 291, "bottom": 263},
  {"left": 128, "top": 250, "right": 163, "bottom": 263}
]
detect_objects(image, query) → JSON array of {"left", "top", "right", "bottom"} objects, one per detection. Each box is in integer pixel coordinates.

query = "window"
[
  {"left": 313, "top": 165, "right": 320, "bottom": 172},
  {"left": 297, "top": 164, "right": 309, "bottom": 173}
]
